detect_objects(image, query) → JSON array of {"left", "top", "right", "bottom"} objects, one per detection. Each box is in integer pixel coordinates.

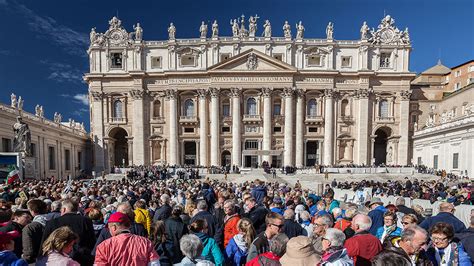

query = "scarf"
[
  {"left": 435, "top": 242, "right": 459, "bottom": 266},
  {"left": 380, "top": 225, "right": 396, "bottom": 243}
]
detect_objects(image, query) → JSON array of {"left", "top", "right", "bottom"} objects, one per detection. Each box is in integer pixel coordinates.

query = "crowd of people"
[{"left": 0, "top": 173, "right": 473, "bottom": 266}]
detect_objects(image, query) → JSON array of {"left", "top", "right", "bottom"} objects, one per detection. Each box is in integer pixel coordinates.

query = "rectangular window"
[
  {"left": 245, "top": 140, "right": 259, "bottom": 150},
  {"left": 468, "top": 78, "right": 474, "bottom": 84},
  {"left": 455, "top": 70, "right": 461, "bottom": 77},
  {"left": 380, "top": 53, "right": 391, "bottom": 68},
  {"left": 273, "top": 53, "right": 283, "bottom": 61},
  {"left": 65, "top": 149, "right": 71, "bottom": 171},
  {"left": 77, "top": 151, "right": 82, "bottom": 170},
  {"left": 417, "top": 157, "right": 422, "bottom": 165},
  {"left": 453, "top": 153, "right": 459, "bottom": 169},
  {"left": 411, "top": 114, "right": 418, "bottom": 123},
  {"left": 2, "top": 138, "right": 11, "bottom": 152},
  {"left": 308, "top": 127, "right": 318, "bottom": 133},
  {"left": 433, "top": 155, "right": 438, "bottom": 169},
  {"left": 455, "top": 83, "right": 461, "bottom": 90},
  {"left": 223, "top": 104, "right": 230, "bottom": 117},
  {"left": 181, "top": 55, "right": 196, "bottom": 67},
  {"left": 184, "top": 127, "right": 194, "bottom": 133},
  {"left": 307, "top": 55, "right": 322, "bottom": 66},
  {"left": 151, "top": 57, "right": 162, "bottom": 69},
  {"left": 446, "top": 75, "right": 450, "bottom": 82},
  {"left": 220, "top": 53, "right": 231, "bottom": 62},
  {"left": 48, "top": 146, "right": 55, "bottom": 170},
  {"left": 273, "top": 127, "right": 281, "bottom": 133},
  {"left": 222, "top": 127, "right": 230, "bottom": 133},
  {"left": 341, "top": 56, "right": 351, "bottom": 67},
  {"left": 273, "top": 104, "right": 281, "bottom": 116},
  {"left": 469, "top": 65, "right": 474, "bottom": 73},
  {"left": 110, "top": 53, "right": 123, "bottom": 69},
  {"left": 30, "top": 143, "right": 36, "bottom": 157}
]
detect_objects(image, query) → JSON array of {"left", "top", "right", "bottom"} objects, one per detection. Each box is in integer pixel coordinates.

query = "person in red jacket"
[
  {"left": 245, "top": 233, "right": 288, "bottom": 266},
  {"left": 223, "top": 200, "right": 241, "bottom": 247},
  {"left": 344, "top": 214, "right": 383, "bottom": 266}
]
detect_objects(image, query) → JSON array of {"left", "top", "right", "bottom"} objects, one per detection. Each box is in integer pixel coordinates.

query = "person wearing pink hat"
[
  {"left": 94, "top": 212, "right": 160, "bottom": 266},
  {"left": 0, "top": 230, "right": 27, "bottom": 266}
]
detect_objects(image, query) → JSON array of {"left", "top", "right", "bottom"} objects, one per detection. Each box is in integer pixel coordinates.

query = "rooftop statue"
[
  {"left": 199, "top": 21, "right": 208, "bottom": 38},
  {"left": 168, "top": 23, "right": 176, "bottom": 40},
  {"left": 296, "top": 21, "right": 304, "bottom": 39}
]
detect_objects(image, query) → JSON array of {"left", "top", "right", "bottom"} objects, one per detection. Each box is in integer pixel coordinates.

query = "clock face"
[
  {"left": 109, "top": 30, "right": 125, "bottom": 45},
  {"left": 381, "top": 29, "right": 394, "bottom": 43}
]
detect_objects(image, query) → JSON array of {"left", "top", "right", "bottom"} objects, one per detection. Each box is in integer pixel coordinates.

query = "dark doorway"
[
  {"left": 221, "top": 150, "right": 231, "bottom": 166},
  {"left": 306, "top": 141, "right": 319, "bottom": 166},
  {"left": 244, "top": 156, "right": 258, "bottom": 168},
  {"left": 184, "top": 142, "right": 197, "bottom": 165},
  {"left": 374, "top": 128, "right": 389, "bottom": 165},
  {"left": 271, "top": 155, "right": 282, "bottom": 168},
  {"left": 111, "top": 128, "right": 128, "bottom": 167}
]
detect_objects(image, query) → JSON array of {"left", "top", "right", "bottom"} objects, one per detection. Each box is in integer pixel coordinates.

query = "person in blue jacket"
[
  {"left": 189, "top": 218, "right": 224, "bottom": 266},
  {"left": 426, "top": 222, "right": 471, "bottom": 266},
  {"left": 420, "top": 202, "right": 466, "bottom": 233},
  {"left": 251, "top": 180, "right": 267, "bottom": 205},
  {"left": 225, "top": 218, "right": 256, "bottom": 266},
  {"left": 367, "top": 197, "right": 387, "bottom": 235},
  {"left": 376, "top": 211, "right": 402, "bottom": 243},
  {"left": 0, "top": 231, "right": 27, "bottom": 266}
]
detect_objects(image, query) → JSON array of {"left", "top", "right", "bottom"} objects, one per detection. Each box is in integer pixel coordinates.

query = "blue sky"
[{"left": 0, "top": 0, "right": 473, "bottom": 130}]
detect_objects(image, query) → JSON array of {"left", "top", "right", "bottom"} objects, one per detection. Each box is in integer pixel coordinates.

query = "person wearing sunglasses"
[
  {"left": 401, "top": 214, "right": 418, "bottom": 231},
  {"left": 246, "top": 212, "right": 284, "bottom": 263},
  {"left": 426, "top": 222, "right": 471, "bottom": 266}
]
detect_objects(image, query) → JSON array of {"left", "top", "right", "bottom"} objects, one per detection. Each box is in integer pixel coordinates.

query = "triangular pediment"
[{"left": 208, "top": 49, "right": 297, "bottom": 73}]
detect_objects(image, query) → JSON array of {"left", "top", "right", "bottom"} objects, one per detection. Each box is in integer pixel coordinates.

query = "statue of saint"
[
  {"left": 39, "top": 106, "right": 44, "bottom": 118},
  {"left": 360, "top": 21, "right": 369, "bottom": 40},
  {"left": 283, "top": 21, "right": 291, "bottom": 38},
  {"left": 168, "top": 23, "right": 176, "bottom": 40},
  {"left": 13, "top": 116, "right": 31, "bottom": 156},
  {"left": 11, "top": 93, "right": 17, "bottom": 108},
  {"left": 211, "top": 20, "right": 219, "bottom": 38},
  {"left": 133, "top": 23, "right": 143, "bottom": 41},
  {"left": 17, "top": 96, "right": 23, "bottom": 111},
  {"left": 296, "top": 21, "right": 305, "bottom": 39},
  {"left": 35, "top": 105, "right": 40, "bottom": 116},
  {"left": 402, "top": 27, "right": 410, "bottom": 43},
  {"left": 263, "top": 20, "right": 271, "bottom": 38},
  {"left": 248, "top": 15, "right": 258, "bottom": 37},
  {"left": 199, "top": 21, "right": 208, "bottom": 38},
  {"left": 230, "top": 19, "right": 239, "bottom": 37},
  {"left": 326, "top": 22, "right": 334, "bottom": 39},
  {"left": 58, "top": 113, "right": 62, "bottom": 123},
  {"left": 90, "top": 27, "right": 97, "bottom": 44},
  {"left": 387, "top": 146, "right": 393, "bottom": 162}
]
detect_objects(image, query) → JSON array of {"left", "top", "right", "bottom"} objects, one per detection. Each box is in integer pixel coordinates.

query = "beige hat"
[{"left": 280, "top": 236, "right": 320, "bottom": 266}]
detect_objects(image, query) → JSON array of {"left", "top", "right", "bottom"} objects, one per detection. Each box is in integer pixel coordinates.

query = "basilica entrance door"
[
  {"left": 110, "top": 128, "right": 128, "bottom": 167},
  {"left": 306, "top": 141, "right": 319, "bottom": 166},
  {"left": 374, "top": 128, "right": 390, "bottom": 165},
  {"left": 221, "top": 150, "right": 231, "bottom": 166},
  {"left": 183, "top": 141, "right": 196, "bottom": 165}
]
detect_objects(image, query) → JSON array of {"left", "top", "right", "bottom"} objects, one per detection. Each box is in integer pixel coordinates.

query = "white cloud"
[
  {"left": 73, "top": 94, "right": 89, "bottom": 106},
  {"left": 5, "top": 1, "right": 88, "bottom": 56},
  {"left": 40, "top": 60, "right": 84, "bottom": 83}
]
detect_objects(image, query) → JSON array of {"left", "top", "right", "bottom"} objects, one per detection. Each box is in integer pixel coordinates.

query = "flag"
[{"left": 6, "top": 170, "right": 20, "bottom": 184}]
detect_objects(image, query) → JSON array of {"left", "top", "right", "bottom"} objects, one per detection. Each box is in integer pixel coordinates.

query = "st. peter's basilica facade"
[{"left": 85, "top": 15, "right": 415, "bottom": 172}]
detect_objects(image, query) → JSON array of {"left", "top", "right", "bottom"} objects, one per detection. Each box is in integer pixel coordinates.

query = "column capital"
[
  {"left": 90, "top": 91, "right": 103, "bottom": 101},
  {"left": 324, "top": 88, "right": 336, "bottom": 98},
  {"left": 295, "top": 88, "right": 306, "bottom": 98},
  {"left": 230, "top": 87, "right": 242, "bottom": 97},
  {"left": 281, "top": 87, "right": 294, "bottom": 98},
  {"left": 209, "top": 87, "right": 220, "bottom": 98},
  {"left": 129, "top": 89, "right": 147, "bottom": 100},
  {"left": 399, "top": 90, "right": 412, "bottom": 100},
  {"left": 355, "top": 88, "right": 372, "bottom": 99},
  {"left": 196, "top": 89, "right": 208, "bottom": 99},
  {"left": 165, "top": 89, "right": 178, "bottom": 99},
  {"left": 260, "top": 87, "right": 273, "bottom": 97}
]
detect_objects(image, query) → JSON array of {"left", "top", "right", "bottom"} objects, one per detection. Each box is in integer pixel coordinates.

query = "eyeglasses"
[
  {"left": 271, "top": 223, "right": 284, "bottom": 229},
  {"left": 313, "top": 223, "right": 325, "bottom": 228},
  {"left": 430, "top": 236, "right": 448, "bottom": 242}
]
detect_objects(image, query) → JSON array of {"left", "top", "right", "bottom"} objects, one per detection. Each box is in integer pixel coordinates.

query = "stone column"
[
  {"left": 90, "top": 91, "right": 106, "bottom": 173},
  {"left": 323, "top": 88, "right": 335, "bottom": 165},
  {"left": 126, "top": 137, "right": 134, "bottom": 166},
  {"left": 356, "top": 89, "right": 370, "bottom": 165},
  {"left": 197, "top": 89, "right": 208, "bottom": 166},
  {"left": 261, "top": 87, "right": 273, "bottom": 164},
  {"left": 209, "top": 88, "right": 220, "bottom": 166},
  {"left": 130, "top": 88, "right": 147, "bottom": 165},
  {"left": 398, "top": 90, "right": 411, "bottom": 165},
  {"left": 282, "top": 87, "right": 294, "bottom": 166},
  {"left": 231, "top": 88, "right": 242, "bottom": 168},
  {"left": 166, "top": 89, "right": 178, "bottom": 165},
  {"left": 295, "top": 89, "right": 305, "bottom": 168}
]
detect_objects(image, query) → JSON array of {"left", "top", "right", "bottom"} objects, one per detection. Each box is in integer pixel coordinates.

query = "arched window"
[
  {"left": 341, "top": 99, "right": 349, "bottom": 117},
  {"left": 153, "top": 100, "right": 161, "bottom": 118},
  {"left": 307, "top": 99, "right": 317, "bottom": 116},
  {"left": 247, "top": 98, "right": 257, "bottom": 115},
  {"left": 113, "top": 100, "right": 123, "bottom": 118},
  {"left": 379, "top": 100, "right": 389, "bottom": 118},
  {"left": 273, "top": 99, "right": 281, "bottom": 116},
  {"left": 184, "top": 99, "right": 194, "bottom": 117}
]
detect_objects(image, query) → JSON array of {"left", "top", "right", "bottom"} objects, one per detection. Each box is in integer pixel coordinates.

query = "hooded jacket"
[
  {"left": 194, "top": 232, "right": 224, "bottom": 266},
  {"left": 225, "top": 234, "right": 248, "bottom": 266},
  {"left": 251, "top": 186, "right": 267, "bottom": 205}
]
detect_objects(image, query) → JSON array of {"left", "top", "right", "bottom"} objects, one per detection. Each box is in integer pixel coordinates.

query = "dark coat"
[
  {"left": 419, "top": 212, "right": 466, "bottom": 233},
  {"left": 21, "top": 219, "right": 46, "bottom": 263},
  {"left": 165, "top": 216, "right": 188, "bottom": 264},
  {"left": 41, "top": 213, "right": 96, "bottom": 266},
  {"left": 368, "top": 206, "right": 387, "bottom": 235},
  {"left": 247, "top": 231, "right": 269, "bottom": 263},
  {"left": 251, "top": 186, "right": 267, "bottom": 205},
  {"left": 92, "top": 221, "right": 147, "bottom": 255},
  {"left": 244, "top": 205, "right": 269, "bottom": 234},
  {"left": 283, "top": 219, "right": 305, "bottom": 239},
  {"left": 455, "top": 227, "right": 474, "bottom": 264},
  {"left": 191, "top": 210, "right": 218, "bottom": 239},
  {"left": 153, "top": 204, "right": 172, "bottom": 222},
  {"left": 396, "top": 205, "right": 417, "bottom": 216},
  {"left": 381, "top": 237, "right": 433, "bottom": 266},
  {"left": 0, "top": 221, "right": 24, "bottom": 258}
]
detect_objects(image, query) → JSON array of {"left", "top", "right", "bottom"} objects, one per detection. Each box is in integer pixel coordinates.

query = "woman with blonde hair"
[
  {"left": 225, "top": 218, "right": 256, "bottom": 265},
  {"left": 36, "top": 226, "right": 80, "bottom": 266}
]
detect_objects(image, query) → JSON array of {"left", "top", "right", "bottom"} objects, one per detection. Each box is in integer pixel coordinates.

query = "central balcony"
[
  {"left": 243, "top": 114, "right": 261, "bottom": 124},
  {"left": 375, "top": 116, "right": 395, "bottom": 123},
  {"left": 305, "top": 115, "right": 324, "bottom": 124},
  {"left": 179, "top": 116, "right": 198, "bottom": 124},
  {"left": 109, "top": 117, "right": 127, "bottom": 124}
]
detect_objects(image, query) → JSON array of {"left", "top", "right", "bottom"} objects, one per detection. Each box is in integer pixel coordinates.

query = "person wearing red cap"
[
  {"left": 94, "top": 212, "right": 160, "bottom": 266},
  {"left": 0, "top": 230, "right": 27, "bottom": 266}
]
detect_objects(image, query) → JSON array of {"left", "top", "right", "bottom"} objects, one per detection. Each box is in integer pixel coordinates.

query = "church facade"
[{"left": 85, "top": 15, "right": 415, "bottom": 172}]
